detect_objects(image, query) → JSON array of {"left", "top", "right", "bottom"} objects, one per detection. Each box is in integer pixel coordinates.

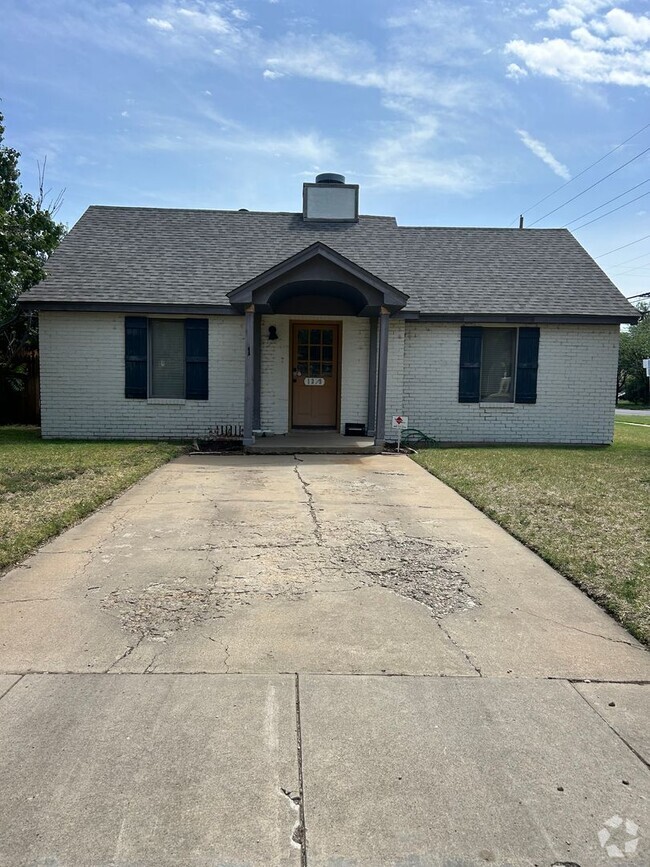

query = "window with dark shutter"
[
  {"left": 185, "top": 319, "right": 209, "bottom": 400},
  {"left": 125, "top": 317, "right": 147, "bottom": 399},
  {"left": 151, "top": 319, "right": 185, "bottom": 398},
  {"left": 458, "top": 326, "right": 482, "bottom": 403},
  {"left": 514, "top": 327, "right": 540, "bottom": 404},
  {"left": 480, "top": 328, "right": 516, "bottom": 402}
]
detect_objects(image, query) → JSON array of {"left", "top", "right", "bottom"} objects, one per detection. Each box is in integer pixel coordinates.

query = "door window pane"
[
  {"left": 310, "top": 329, "right": 321, "bottom": 344},
  {"left": 322, "top": 329, "right": 333, "bottom": 345},
  {"left": 151, "top": 320, "right": 185, "bottom": 398},
  {"left": 480, "top": 328, "right": 515, "bottom": 402},
  {"left": 298, "top": 329, "right": 308, "bottom": 344}
]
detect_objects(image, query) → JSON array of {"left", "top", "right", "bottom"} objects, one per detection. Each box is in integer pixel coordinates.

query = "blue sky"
[{"left": 1, "top": 0, "right": 649, "bottom": 298}]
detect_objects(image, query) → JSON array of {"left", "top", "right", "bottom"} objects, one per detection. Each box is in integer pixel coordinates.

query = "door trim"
[{"left": 289, "top": 320, "right": 342, "bottom": 430}]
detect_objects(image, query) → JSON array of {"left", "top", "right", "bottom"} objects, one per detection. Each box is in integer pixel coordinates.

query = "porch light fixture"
[{"left": 268, "top": 325, "right": 279, "bottom": 341}]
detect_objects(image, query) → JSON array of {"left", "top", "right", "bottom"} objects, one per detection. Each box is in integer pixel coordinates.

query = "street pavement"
[{"left": 0, "top": 454, "right": 648, "bottom": 866}]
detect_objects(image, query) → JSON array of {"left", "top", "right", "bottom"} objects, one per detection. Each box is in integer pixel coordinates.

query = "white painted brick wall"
[
  {"left": 39, "top": 312, "right": 244, "bottom": 439},
  {"left": 260, "top": 314, "right": 369, "bottom": 435},
  {"left": 400, "top": 322, "right": 619, "bottom": 444},
  {"left": 39, "top": 312, "right": 619, "bottom": 445}
]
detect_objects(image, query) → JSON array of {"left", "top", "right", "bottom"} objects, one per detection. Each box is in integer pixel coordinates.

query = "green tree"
[
  {"left": 0, "top": 110, "right": 66, "bottom": 392},
  {"left": 618, "top": 302, "right": 650, "bottom": 405}
]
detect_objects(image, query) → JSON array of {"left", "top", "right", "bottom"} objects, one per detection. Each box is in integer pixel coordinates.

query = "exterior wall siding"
[
  {"left": 39, "top": 311, "right": 244, "bottom": 439},
  {"left": 400, "top": 322, "right": 619, "bottom": 444}
]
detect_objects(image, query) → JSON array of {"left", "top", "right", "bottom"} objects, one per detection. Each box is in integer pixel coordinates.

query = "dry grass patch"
[
  {"left": 0, "top": 427, "right": 185, "bottom": 570},
  {"left": 414, "top": 424, "right": 650, "bottom": 645}
]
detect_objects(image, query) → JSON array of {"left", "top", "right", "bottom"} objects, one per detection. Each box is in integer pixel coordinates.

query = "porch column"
[
  {"left": 253, "top": 311, "right": 261, "bottom": 430},
  {"left": 374, "top": 306, "right": 390, "bottom": 448},
  {"left": 243, "top": 304, "right": 256, "bottom": 446},
  {"left": 367, "top": 316, "right": 378, "bottom": 437}
]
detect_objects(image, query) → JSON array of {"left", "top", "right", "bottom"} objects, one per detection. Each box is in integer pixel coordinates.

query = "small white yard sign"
[{"left": 391, "top": 415, "right": 408, "bottom": 453}]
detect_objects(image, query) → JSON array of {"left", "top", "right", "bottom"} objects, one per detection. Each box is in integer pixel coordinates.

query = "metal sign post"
[{"left": 391, "top": 415, "right": 408, "bottom": 452}]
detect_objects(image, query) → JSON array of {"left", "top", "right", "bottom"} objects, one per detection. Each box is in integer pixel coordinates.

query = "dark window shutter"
[
  {"left": 459, "top": 326, "right": 482, "bottom": 403},
  {"left": 515, "top": 327, "right": 540, "bottom": 404},
  {"left": 185, "top": 319, "right": 208, "bottom": 400},
  {"left": 125, "top": 317, "right": 147, "bottom": 399}
]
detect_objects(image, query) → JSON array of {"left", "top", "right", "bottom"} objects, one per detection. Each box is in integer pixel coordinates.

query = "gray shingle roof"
[{"left": 19, "top": 205, "right": 638, "bottom": 321}]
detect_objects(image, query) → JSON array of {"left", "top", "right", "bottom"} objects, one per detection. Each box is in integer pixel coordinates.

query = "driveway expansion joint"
[{"left": 294, "top": 672, "right": 308, "bottom": 865}]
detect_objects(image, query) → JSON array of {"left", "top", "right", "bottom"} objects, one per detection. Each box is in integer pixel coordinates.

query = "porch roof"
[{"left": 19, "top": 205, "right": 640, "bottom": 323}]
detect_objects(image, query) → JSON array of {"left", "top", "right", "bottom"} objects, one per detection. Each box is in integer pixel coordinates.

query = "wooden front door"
[{"left": 291, "top": 323, "right": 340, "bottom": 428}]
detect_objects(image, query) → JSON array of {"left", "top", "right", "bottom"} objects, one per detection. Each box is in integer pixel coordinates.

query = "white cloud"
[
  {"left": 176, "top": 6, "right": 231, "bottom": 33},
  {"left": 146, "top": 17, "right": 174, "bottom": 31},
  {"left": 231, "top": 8, "right": 249, "bottom": 21},
  {"left": 604, "top": 8, "right": 650, "bottom": 42},
  {"left": 121, "top": 110, "right": 130, "bottom": 117},
  {"left": 365, "top": 116, "right": 486, "bottom": 193},
  {"left": 264, "top": 32, "right": 485, "bottom": 112},
  {"left": 507, "top": 2, "right": 650, "bottom": 87},
  {"left": 506, "top": 62, "right": 528, "bottom": 80},
  {"left": 516, "top": 129, "right": 570, "bottom": 179},
  {"left": 263, "top": 69, "right": 284, "bottom": 79}
]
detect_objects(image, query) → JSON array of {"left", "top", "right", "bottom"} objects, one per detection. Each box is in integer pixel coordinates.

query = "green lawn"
[
  {"left": 615, "top": 414, "right": 650, "bottom": 426},
  {"left": 0, "top": 428, "right": 185, "bottom": 571},
  {"left": 414, "top": 424, "right": 650, "bottom": 645}
]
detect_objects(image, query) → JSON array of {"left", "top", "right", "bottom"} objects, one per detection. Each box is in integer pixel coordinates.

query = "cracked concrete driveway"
[{"left": 0, "top": 453, "right": 648, "bottom": 866}]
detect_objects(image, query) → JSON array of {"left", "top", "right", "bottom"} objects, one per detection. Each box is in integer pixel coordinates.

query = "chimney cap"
[{"left": 315, "top": 172, "right": 345, "bottom": 185}]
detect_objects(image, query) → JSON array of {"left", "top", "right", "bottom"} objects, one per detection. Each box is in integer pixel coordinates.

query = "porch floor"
[{"left": 246, "top": 431, "right": 379, "bottom": 455}]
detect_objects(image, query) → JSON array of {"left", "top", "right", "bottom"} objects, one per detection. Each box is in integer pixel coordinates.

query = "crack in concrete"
[
  {"left": 569, "top": 682, "right": 650, "bottom": 772},
  {"left": 0, "top": 674, "right": 24, "bottom": 702},
  {"left": 106, "top": 635, "right": 144, "bottom": 672},
  {"left": 436, "top": 622, "right": 482, "bottom": 676},
  {"left": 521, "top": 609, "right": 644, "bottom": 649},
  {"left": 293, "top": 461, "right": 323, "bottom": 546},
  {"left": 0, "top": 597, "right": 56, "bottom": 605}
]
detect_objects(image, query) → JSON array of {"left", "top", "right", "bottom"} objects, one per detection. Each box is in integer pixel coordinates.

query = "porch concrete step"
[{"left": 246, "top": 433, "right": 379, "bottom": 455}]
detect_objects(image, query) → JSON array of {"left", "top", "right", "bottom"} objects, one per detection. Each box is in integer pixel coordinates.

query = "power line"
[
  {"left": 509, "top": 121, "right": 650, "bottom": 226},
  {"left": 528, "top": 146, "right": 650, "bottom": 227},
  {"left": 595, "top": 233, "right": 650, "bottom": 258},
  {"left": 572, "top": 191, "right": 650, "bottom": 231},
  {"left": 608, "top": 249, "right": 650, "bottom": 269},
  {"left": 563, "top": 179, "right": 649, "bottom": 226},
  {"left": 609, "top": 258, "right": 650, "bottom": 277}
]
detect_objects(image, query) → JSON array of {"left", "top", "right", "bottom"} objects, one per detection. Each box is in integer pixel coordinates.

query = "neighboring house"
[{"left": 19, "top": 173, "right": 639, "bottom": 447}]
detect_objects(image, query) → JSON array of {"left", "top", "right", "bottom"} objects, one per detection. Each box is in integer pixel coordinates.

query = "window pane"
[
  {"left": 297, "top": 345, "right": 308, "bottom": 361},
  {"left": 297, "top": 329, "right": 308, "bottom": 344},
  {"left": 322, "top": 345, "right": 333, "bottom": 362},
  {"left": 310, "top": 362, "right": 321, "bottom": 376},
  {"left": 151, "top": 320, "right": 185, "bottom": 398},
  {"left": 322, "top": 330, "right": 333, "bottom": 345},
  {"left": 310, "top": 345, "right": 321, "bottom": 361},
  {"left": 480, "top": 329, "right": 515, "bottom": 402},
  {"left": 310, "top": 329, "right": 321, "bottom": 344}
]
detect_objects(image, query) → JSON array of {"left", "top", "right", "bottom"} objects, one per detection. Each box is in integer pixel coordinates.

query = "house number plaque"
[{"left": 304, "top": 377, "right": 325, "bottom": 386}]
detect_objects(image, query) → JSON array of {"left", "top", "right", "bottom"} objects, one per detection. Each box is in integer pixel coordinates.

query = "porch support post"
[
  {"left": 374, "top": 306, "right": 390, "bottom": 448},
  {"left": 367, "top": 316, "right": 378, "bottom": 437},
  {"left": 243, "top": 304, "right": 256, "bottom": 447},
  {"left": 253, "top": 311, "right": 261, "bottom": 430}
]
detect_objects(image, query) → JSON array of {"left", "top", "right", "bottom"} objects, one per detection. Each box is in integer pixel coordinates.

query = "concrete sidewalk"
[{"left": 0, "top": 454, "right": 648, "bottom": 865}]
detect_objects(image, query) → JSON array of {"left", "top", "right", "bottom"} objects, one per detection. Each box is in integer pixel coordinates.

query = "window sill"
[
  {"left": 147, "top": 398, "right": 186, "bottom": 405},
  {"left": 479, "top": 402, "right": 515, "bottom": 408}
]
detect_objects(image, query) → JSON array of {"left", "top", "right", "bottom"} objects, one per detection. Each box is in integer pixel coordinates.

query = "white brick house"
[{"left": 20, "top": 174, "right": 638, "bottom": 447}]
